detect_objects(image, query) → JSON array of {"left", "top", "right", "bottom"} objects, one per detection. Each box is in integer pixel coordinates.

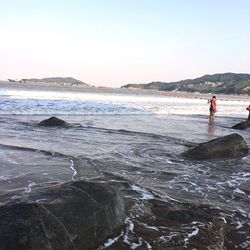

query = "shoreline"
[{"left": 0, "top": 81, "right": 249, "bottom": 102}]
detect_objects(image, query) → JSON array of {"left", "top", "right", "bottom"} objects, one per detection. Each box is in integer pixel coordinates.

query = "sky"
[{"left": 0, "top": 0, "right": 249, "bottom": 87}]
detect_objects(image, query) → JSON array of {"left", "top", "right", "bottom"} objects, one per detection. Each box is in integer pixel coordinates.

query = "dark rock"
[
  {"left": 38, "top": 116, "right": 71, "bottom": 127},
  {"left": 109, "top": 198, "right": 228, "bottom": 250},
  {"left": 240, "top": 181, "right": 250, "bottom": 193},
  {"left": 232, "top": 120, "right": 250, "bottom": 130},
  {"left": 102, "top": 192, "right": 250, "bottom": 249},
  {"left": 0, "top": 180, "right": 125, "bottom": 250},
  {"left": 183, "top": 133, "right": 248, "bottom": 160}
]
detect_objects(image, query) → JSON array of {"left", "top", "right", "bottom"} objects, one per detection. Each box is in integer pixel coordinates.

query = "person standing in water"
[
  {"left": 246, "top": 104, "right": 250, "bottom": 120},
  {"left": 207, "top": 96, "right": 216, "bottom": 122}
]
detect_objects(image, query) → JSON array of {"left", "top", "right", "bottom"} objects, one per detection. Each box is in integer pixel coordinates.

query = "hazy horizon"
[{"left": 1, "top": 0, "right": 249, "bottom": 87}]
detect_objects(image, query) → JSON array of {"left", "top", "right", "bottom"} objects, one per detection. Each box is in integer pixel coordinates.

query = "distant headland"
[
  {"left": 121, "top": 73, "right": 250, "bottom": 95},
  {"left": 7, "top": 77, "right": 89, "bottom": 86},
  {"left": 2, "top": 73, "right": 250, "bottom": 95}
]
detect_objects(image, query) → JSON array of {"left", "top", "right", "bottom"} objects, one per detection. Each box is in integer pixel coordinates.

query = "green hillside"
[
  {"left": 122, "top": 73, "right": 250, "bottom": 95},
  {"left": 21, "top": 77, "right": 87, "bottom": 85}
]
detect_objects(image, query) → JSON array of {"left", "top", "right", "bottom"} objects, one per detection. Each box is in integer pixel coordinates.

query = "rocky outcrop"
[
  {"left": 0, "top": 180, "right": 125, "bottom": 250},
  {"left": 38, "top": 116, "right": 71, "bottom": 127},
  {"left": 183, "top": 133, "right": 248, "bottom": 160},
  {"left": 232, "top": 120, "right": 250, "bottom": 130}
]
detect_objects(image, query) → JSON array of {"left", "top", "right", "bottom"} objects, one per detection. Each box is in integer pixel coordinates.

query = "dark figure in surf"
[{"left": 207, "top": 96, "right": 216, "bottom": 122}]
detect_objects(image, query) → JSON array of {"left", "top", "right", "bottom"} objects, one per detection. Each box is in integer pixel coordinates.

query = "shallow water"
[{"left": 0, "top": 87, "right": 249, "bottom": 249}]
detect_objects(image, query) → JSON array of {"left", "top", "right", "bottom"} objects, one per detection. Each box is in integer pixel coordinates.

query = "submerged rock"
[
  {"left": 108, "top": 198, "right": 229, "bottom": 249},
  {"left": 0, "top": 180, "right": 125, "bottom": 250},
  {"left": 232, "top": 120, "right": 250, "bottom": 130},
  {"left": 240, "top": 180, "right": 250, "bottom": 193},
  {"left": 183, "top": 133, "right": 248, "bottom": 160},
  {"left": 38, "top": 116, "right": 71, "bottom": 127}
]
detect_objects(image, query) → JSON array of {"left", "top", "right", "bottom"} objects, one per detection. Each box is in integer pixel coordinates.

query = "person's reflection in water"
[{"left": 208, "top": 121, "right": 216, "bottom": 135}]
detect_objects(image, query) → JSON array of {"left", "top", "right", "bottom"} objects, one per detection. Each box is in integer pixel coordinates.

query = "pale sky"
[{"left": 0, "top": 0, "right": 249, "bottom": 87}]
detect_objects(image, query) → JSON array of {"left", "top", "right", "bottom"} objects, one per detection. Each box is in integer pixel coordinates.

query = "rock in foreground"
[
  {"left": 183, "top": 133, "right": 248, "bottom": 160},
  {"left": 0, "top": 180, "right": 125, "bottom": 250},
  {"left": 38, "top": 116, "right": 71, "bottom": 127},
  {"left": 232, "top": 120, "right": 250, "bottom": 130}
]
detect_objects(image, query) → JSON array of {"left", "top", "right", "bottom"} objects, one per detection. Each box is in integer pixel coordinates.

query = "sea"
[{"left": 0, "top": 85, "right": 249, "bottom": 249}]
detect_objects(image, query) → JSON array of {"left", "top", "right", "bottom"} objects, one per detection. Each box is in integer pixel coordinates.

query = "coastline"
[
  {"left": 0, "top": 81, "right": 249, "bottom": 249},
  {"left": 0, "top": 81, "right": 249, "bottom": 102}
]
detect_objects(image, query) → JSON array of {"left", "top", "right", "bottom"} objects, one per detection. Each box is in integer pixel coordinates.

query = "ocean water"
[
  {"left": 0, "top": 87, "right": 248, "bottom": 116},
  {"left": 0, "top": 86, "right": 249, "bottom": 249}
]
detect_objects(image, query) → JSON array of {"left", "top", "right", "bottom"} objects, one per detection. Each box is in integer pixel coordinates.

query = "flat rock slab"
[
  {"left": 183, "top": 133, "right": 248, "bottom": 160},
  {"left": 0, "top": 180, "right": 125, "bottom": 250}
]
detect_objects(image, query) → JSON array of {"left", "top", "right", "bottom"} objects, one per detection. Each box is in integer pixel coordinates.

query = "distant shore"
[{"left": 0, "top": 81, "right": 249, "bottom": 102}]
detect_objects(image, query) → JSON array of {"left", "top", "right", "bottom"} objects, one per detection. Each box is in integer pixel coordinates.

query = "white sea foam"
[
  {"left": 236, "top": 220, "right": 244, "bottom": 229},
  {"left": 125, "top": 217, "right": 134, "bottom": 232},
  {"left": 24, "top": 182, "right": 36, "bottom": 193},
  {"left": 141, "top": 223, "right": 159, "bottom": 232},
  {"left": 70, "top": 159, "right": 77, "bottom": 180},
  {"left": 131, "top": 184, "right": 155, "bottom": 200},
  {"left": 184, "top": 226, "right": 199, "bottom": 246},
  {"left": 0, "top": 175, "right": 12, "bottom": 183},
  {"left": 130, "top": 238, "right": 143, "bottom": 249},
  {"left": 97, "top": 230, "right": 124, "bottom": 249},
  {"left": 234, "top": 188, "right": 246, "bottom": 195},
  {"left": 0, "top": 89, "right": 248, "bottom": 116}
]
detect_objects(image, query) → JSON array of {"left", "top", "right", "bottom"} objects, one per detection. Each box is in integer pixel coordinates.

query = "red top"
[
  {"left": 246, "top": 105, "right": 250, "bottom": 111},
  {"left": 210, "top": 99, "right": 216, "bottom": 112}
]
